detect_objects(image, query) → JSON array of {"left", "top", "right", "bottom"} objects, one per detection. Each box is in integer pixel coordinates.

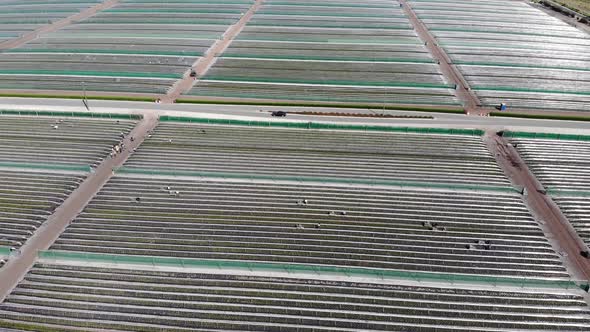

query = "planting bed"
[
  {"left": 409, "top": 0, "right": 590, "bottom": 111},
  {"left": 49, "top": 174, "right": 569, "bottom": 279},
  {"left": 508, "top": 135, "right": 590, "bottom": 192},
  {"left": 0, "top": 263, "right": 588, "bottom": 331},
  {"left": 507, "top": 133, "right": 590, "bottom": 246},
  {"left": 0, "top": 115, "right": 136, "bottom": 167},
  {"left": 0, "top": 0, "right": 253, "bottom": 94},
  {"left": 0, "top": 114, "right": 136, "bottom": 251},
  {"left": 0, "top": 0, "right": 103, "bottom": 43},
  {"left": 0, "top": 170, "right": 84, "bottom": 251},
  {"left": 124, "top": 122, "right": 511, "bottom": 187},
  {"left": 187, "top": 0, "right": 459, "bottom": 106}
]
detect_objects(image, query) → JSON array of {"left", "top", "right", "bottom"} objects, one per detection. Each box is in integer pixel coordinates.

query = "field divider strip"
[
  {"left": 38, "top": 250, "right": 588, "bottom": 291},
  {"left": 0, "top": 162, "right": 91, "bottom": 173},
  {"left": 0, "top": 247, "right": 10, "bottom": 257},
  {"left": 0, "top": 109, "right": 143, "bottom": 120},
  {"left": 158, "top": 115, "right": 483, "bottom": 134},
  {"left": 502, "top": 130, "right": 590, "bottom": 141}
]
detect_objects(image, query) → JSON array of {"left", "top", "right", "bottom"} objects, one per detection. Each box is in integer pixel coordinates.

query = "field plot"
[
  {"left": 45, "top": 121, "right": 573, "bottom": 280},
  {"left": 507, "top": 133, "right": 590, "bottom": 245},
  {"left": 186, "top": 0, "right": 459, "bottom": 106},
  {"left": 0, "top": 114, "right": 136, "bottom": 251},
  {"left": 0, "top": 0, "right": 102, "bottom": 44},
  {"left": 0, "top": 263, "right": 588, "bottom": 331},
  {"left": 409, "top": 0, "right": 590, "bottom": 112},
  {"left": 123, "top": 121, "right": 510, "bottom": 188},
  {"left": 50, "top": 176, "right": 569, "bottom": 279},
  {"left": 0, "top": 170, "right": 83, "bottom": 250},
  {"left": 0, "top": 0, "right": 253, "bottom": 94}
]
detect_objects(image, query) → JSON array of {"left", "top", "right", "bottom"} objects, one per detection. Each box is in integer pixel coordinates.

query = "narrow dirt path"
[
  {"left": 484, "top": 131, "right": 590, "bottom": 281},
  {"left": 0, "top": 0, "right": 120, "bottom": 51},
  {"left": 161, "top": 0, "right": 264, "bottom": 103},
  {"left": 0, "top": 112, "right": 158, "bottom": 302},
  {"left": 398, "top": 0, "right": 480, "bottom": 113}
]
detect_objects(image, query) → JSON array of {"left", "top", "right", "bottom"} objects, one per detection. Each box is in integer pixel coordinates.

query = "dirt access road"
[
  {"left": 398, "top": 0, "right": 481, "bottom": 113},
  {"left": 485, "top": 131, "right": 590, "bottom": 281}
]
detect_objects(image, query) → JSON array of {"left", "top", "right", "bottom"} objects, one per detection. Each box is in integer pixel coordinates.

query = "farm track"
[
  {"left": 484, "top": 131, "right": 590, "bottom": 281},
  {"left": 399, "top": 0, "right": 480, "bottom": 112}
]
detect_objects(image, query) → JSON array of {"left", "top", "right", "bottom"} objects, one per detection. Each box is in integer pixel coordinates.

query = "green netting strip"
[
  {"left": 236, "top": 37, "right": 420, "bottom": 44},
  {"left": 503, "top": 131, "right": 590, "bottom": 141},
  {"left": 440, "top": 42, "right": 545, "bottom": 51},
  {"left": 204, "top": 76, "right": 453, "bottom": 89},
  {"left": 454, "top": 61, "right": 590, "bottom": 72},
  {"left": 0, "top": 109, "right": 142, "bottom": 120},
  {"left": 123, "top": 0, "right": 253, "bottom": 3},
  {"left": 122, "top": 0, "right": 252, "bottom": 3},
  {"left": 81, "top": 19, "right": 235, "bottom": 25},
  {"left": 488, "top": 104, "right": 587, "bottom": 112},
  {"left": 248, "top": 23, "right": 412, "bottom": 29},
  {"left": 257, "top": 11, "right": 406, "bottom": 18},
  {"left": 547, "top": 189, "right": 590, "bottom": 197},
  {"left": 116, "top": 166, "right": 515, "bottom": 193},
  {"left": 6, "top": 49, "right": 202, "bottom": 57},
  {"left": 474, "top": 86, "right": 590, "bottom": 96},
  {"left": 429, "top": 27, "right": 575, "bottom": 38},
  {"left": 0, "top": 162, "right": 91, "bottom": 172},
  {"left": 419, "top": 15, "right": 544, "bottom": 22},
  {"left": 159, "top": 116, "right": 483, "bottom": 135},
  {"left": 1, "top": 0, "right": 100, "bottom": 4},
  {"left": 105, "top": 9, "right": 242, "bottom": 14},
  {"left": 0, "top": 70, "right": 181, "bottom": 79},
  {"left": 0, "top": 10, "right": 77, "bottom": 14},
  {"left": 0, "top": 20, "right": 54, "bottom": 24},
  {"left": 221, "top": 53, "right": 433, "bottom": 63},
  {"left": 0, "top": 246, "right": 10, "bottom": 256},
  {"left": 38, "top": 250, "right": 586, "bottom": 290},
  {"left": 412, "top": 8, "right": 532, "bottom": 15},
  {"left": 266, "top": 2, "right": 395, "bottom": 8},
  {"left": 411, "top": 0, "right": 515, "bottom": 3},
  {"left": 50, "top": 33, "right": 220, "bottom": 39}
]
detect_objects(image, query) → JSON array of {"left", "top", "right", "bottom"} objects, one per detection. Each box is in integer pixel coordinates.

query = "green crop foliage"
[{"left": 490, "top": 112, "right": 590, "bottom": 122}]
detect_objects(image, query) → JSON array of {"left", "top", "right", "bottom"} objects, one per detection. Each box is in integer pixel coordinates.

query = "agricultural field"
[
  {"left": 0, "top": 114, "right": 137, "bottom": 251},
  {"left": 507, "top": 132, "right": 590, "bottom": 246},
  {"left": 45, "top": 121, "right": 572, "bottom": 280},
  {"left": 409, "top": 0, "right": 590, "bottom": 112},
  {"left": 0, "top": 263, "right": 588, "bottom": 331},
  {"left": 0, "top": 0, "right": 252, "bottom": 94},
  {"left": 0, "top": 0, "right": 588, "bottom": 113},
  {"left": 0, "top": 0, "right": 103, "bottom": 44},
  {"left": 51, "top": 175, "right": 569, "bottom": 279},
  {"left": 0, "top": 115, "right": 589, "bottom": 331},
  {"left": 186, "top": 0, "right": 460, "bottom": 106},
  {"left": 1, "top": 0, "right": 590, "bottom": 328},
  {"left": 124, "top": 121, "right": 509, "bottom": 187}
]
